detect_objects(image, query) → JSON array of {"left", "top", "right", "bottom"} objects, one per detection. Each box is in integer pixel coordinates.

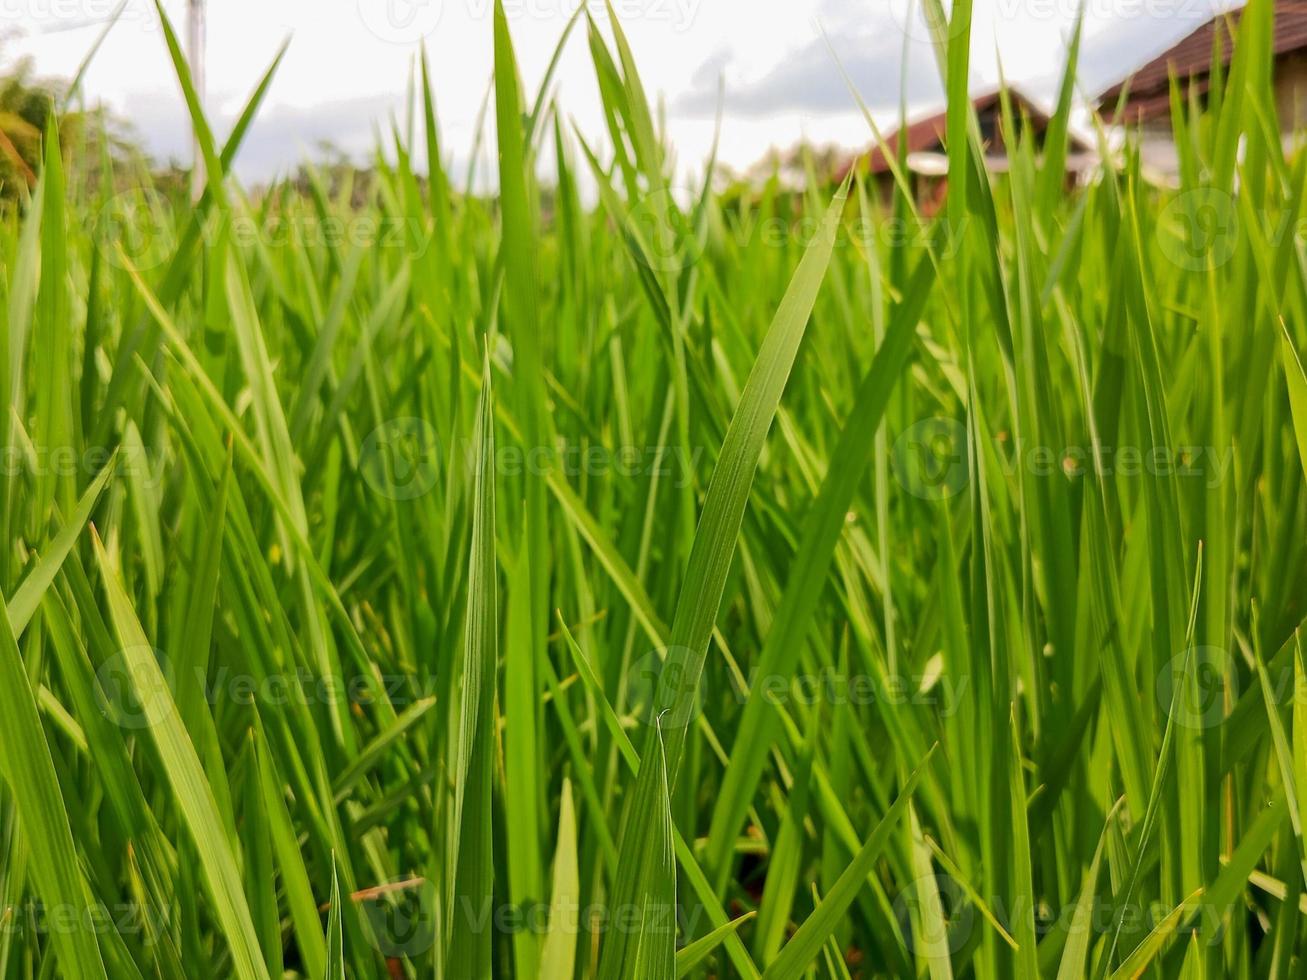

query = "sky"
[{"left": 3, "top": 0, "right": 1239, "bottom": 185}]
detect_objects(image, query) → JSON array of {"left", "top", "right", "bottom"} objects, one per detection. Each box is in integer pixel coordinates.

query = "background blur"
[{"left": 3, "top": 0, "right": 1239, "bottom": 185}]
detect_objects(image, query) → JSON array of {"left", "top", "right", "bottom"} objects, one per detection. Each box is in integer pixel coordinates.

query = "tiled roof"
[
  {"left": 847, "top": 88, "right": 1089, "bottom": 177},
  {"left": 1099, "top": 1, "right": 1307, "bottom": 119}
]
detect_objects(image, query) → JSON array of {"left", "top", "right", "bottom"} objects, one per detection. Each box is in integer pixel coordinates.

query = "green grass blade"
[
  {"left": 91, "top": 531, "right": 272, "bottom": 980},
  {"left": 1280, "top": 319, "right": 1307, "bottom": 482},
  {"left": 325, "top": 859, "right": 344, "bottom": 980},
  {"left": 762, "top": 746, "right": 936, "bottom": 979},
  {"left": 0, "top": 595, "right": 107, "bottom": 979},
  {"left": 7, "top": 459, "right": 114, "bottom": 635},
  {"left": 676, "top": 912, "right": 756, "bottom": 977},
  {"left": 541, "top": 777, "right": 579, "bottom": 980},
  {"left": 445, "top": 353, "right": 498, "bottom": 979}
]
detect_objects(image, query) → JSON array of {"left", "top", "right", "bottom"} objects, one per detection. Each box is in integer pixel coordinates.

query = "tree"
[
  {"left": 0, "top": 46, "right": 53, "bottom": 194},
  {"left": 0, "top": 37, "right": 144, "bottom": 205}
]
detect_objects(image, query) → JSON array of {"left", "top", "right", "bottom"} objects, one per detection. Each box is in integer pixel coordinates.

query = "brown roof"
[
  {"left": 846, "top": 88, "right": 1088, "bottom": 177},
  {"left": 1099, "top": 1, "right": 1307, "bottom": 121},
  {"left": 863, "top": 106, "right": 950, "bottom": 175}
]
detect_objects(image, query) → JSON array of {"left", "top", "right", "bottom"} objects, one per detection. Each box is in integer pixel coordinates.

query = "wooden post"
[{"left": 187, "top": 0, "right": 206, "bottom": 201}]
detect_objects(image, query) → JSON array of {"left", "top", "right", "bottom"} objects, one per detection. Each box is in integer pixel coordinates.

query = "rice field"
[{"left": 2, "top": 0, "right": 1307, "bottom": 976}]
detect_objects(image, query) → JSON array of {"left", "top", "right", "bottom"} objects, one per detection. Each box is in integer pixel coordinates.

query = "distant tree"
[
  {"left": 0, "top": 46, "right": 53, "bottom": 194},
  {"left": 0, "top": 35, "right": 143, "bottom": 204},
  {"left": 742, "top": 141, "right": 845, "bottom": 190}
]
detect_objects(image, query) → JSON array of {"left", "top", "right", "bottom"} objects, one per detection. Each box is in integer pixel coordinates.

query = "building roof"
[
  {"left": 847, "top": 87, "right": 1092, "bottom": 177},
  {"left": 1099, "top": 1, "right": 1307, "bottom": 121},
  {"left": 864, "top": 106, "right": 949, "bottom": 175}
]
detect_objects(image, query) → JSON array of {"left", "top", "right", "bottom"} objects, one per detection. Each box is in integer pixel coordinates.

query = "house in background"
[
  {"left": 828, "top": 1, "right": 1307, "bottom": 203},
  {"left": 840, "top": 86, "right": 1096, "bottom": 210},
  {"left": 1097, "top": 0, "right": 1307, "bottom": 179}
]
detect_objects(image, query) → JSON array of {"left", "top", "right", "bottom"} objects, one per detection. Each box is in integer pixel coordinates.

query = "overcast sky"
[{"left": 4, "top": 0, "right": 1237, "bottom": 184}]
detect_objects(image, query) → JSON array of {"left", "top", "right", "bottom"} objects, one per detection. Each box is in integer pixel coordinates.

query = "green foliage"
[
  {"left": 0, "top": 0, "right": 1306, "bottom": 977},
  {"left": 0, "top": 41, "right": 140, "bottom": 205}
]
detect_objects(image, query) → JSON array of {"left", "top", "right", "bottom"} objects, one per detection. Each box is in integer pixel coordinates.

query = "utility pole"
[{"left": 187, "top": 0, "right": 206, "bottom": 201}]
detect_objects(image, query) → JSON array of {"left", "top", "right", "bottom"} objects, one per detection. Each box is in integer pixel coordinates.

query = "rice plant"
[{"left": 1, "top": 0, "right": 1306, "bottom": 976}]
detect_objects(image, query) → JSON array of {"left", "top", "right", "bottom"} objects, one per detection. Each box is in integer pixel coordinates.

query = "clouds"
[
  {"left": 673, "top": 0, "right": 1237, "bottom": 133},
  {"left": 9, "top": 0, "right": 1250, "bottom": 181},
  {"left": 675, "top": 26, "right": 944, "bottom": 119},
  {"left": 119, "top": 88, "right": 409, "bottom": 180}
]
